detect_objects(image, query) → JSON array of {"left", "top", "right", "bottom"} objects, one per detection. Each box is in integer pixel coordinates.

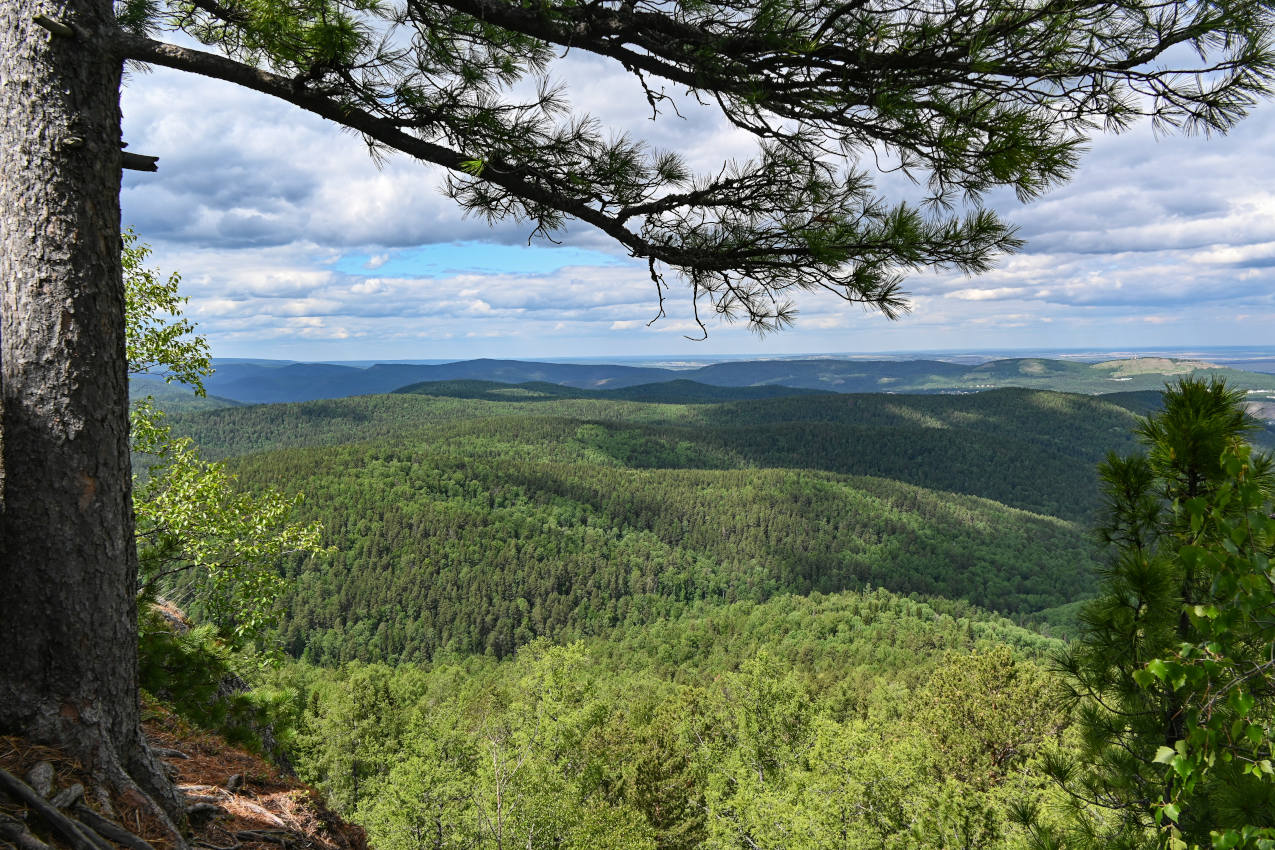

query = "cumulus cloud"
[{"left": 118, "top": 40, "right": 1275, "bottom": 358}]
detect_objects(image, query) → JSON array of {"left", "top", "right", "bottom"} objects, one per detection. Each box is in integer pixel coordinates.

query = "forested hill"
[
  {"left": 391, "top": 378, "right": 835, "bottom": 403},
  {"left": 203, "top": 358, "right": 677, "bottom": 403},
  {"left": 290, "top": 587, "right": 1068, "bottom": 850},
  {"left": 130, "top": 374, "right": 242, "bottom": 412},
  {"left": 238, "top": 432, "right": 1095, "bottom": 664},
  {"left": 157, "top": 386, "right": 1166, "bottom": 665},
  {"left": 172, "top": 386, "right": 1141, "bottom": 521},
  {"left": 197, "top": 355, "right": 1275, "bottom": 403}
]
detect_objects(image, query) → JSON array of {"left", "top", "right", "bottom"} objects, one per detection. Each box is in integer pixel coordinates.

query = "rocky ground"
[{"left": 0, "top": 704, "right": 364, "bottom": 850}]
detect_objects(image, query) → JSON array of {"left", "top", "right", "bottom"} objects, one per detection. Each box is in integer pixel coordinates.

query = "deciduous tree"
[{"left": 125, "top": 230, "right": 323, "bottom": 648}]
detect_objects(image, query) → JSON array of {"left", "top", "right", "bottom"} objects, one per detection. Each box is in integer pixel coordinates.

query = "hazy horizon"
[{"left": 204, "top": 345, "right": 1275, "bottom": 372}]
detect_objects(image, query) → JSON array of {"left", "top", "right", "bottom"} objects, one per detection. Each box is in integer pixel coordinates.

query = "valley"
[
  {"left": 161, "top": 383, "right": 1156, "bottom": 663},
  {"left": 8, "top": 3, "right": 1275, "bottom": 845},
  {"left": 134, "top": 357, "right": 1275, "bottom": 849}
]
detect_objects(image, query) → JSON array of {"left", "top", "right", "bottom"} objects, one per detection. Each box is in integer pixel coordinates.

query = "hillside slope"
[
  {"left": 0, "top": 705, "right": 366, "bottom": 850},
  {"left": 212, "top": 416, "right": 1100, "bottom": 663},
  {"left": 173, "top": 387, "right": 1142, "bottom": 520},
  {"left": 288, "top": 586, "right": 1070, "bottom": 850},
  {"left": 161, "top": 387, "right": 1152, "bottom": 665},
  {"left": 391, "top": 378, "right": 834, "bottom": 403}
]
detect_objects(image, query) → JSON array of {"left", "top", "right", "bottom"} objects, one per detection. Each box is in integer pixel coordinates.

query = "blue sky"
[
  {"left": 119, "top": 49, "right": 1275, "bottom": 362},
  {"left": 327, "top": 244, "right": 627, "bottom": 278}
]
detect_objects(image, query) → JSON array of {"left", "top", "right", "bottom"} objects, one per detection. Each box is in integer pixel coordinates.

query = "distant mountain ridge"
[
  {"left": 203, "top": 358, "right": 675, "bottom": 403},
  {"left": 392, "top": 378, "right": 835, "bottom": 403},
  {"left": 196, "top": 355, "right": 1275, "bottom": 404}
]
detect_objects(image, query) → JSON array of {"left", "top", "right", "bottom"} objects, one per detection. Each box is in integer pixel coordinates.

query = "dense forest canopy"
[
  {"left": 171, "top": 386, "right": 1147, "bottom": 520},
  {"left": 167, "top": 379, "right": 1257, "bottom": 850},
  {"left": 146, "top": 385, "right": 1152, "bottom": 664},
  {"left": 280, "top": 589, "right": 1070, "bottom": 850}
]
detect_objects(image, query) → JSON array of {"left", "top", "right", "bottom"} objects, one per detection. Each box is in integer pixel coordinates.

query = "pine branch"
[{"left": 116, "top": 32, "right": 1006, "bottom": 327}]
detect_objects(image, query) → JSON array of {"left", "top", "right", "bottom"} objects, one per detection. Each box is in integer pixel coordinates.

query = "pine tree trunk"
[{"left": 0, "top": 0, "right": 183, "bottom": 833}]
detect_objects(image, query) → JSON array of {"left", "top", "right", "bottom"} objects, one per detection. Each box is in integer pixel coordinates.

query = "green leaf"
[
  {"left": 1193, "top": 604, "right": 1220, "bottom": 619},
  {"left": 1230, "top": 689, "right": 1256, "bottom": 717},
  {"left": 1147, "top": 658, "right": 1171, "bottom": 681},
  {"left": 1213, "top": 831, "right": 1240, "bottom": 850}
]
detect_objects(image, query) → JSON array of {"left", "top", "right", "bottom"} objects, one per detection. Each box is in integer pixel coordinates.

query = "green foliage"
[
  {"left": 123, "top": 227, "right": 212, "bottom": 394},
  {"left": 294, "top": 662, "right": 415, "bottom": 811},
  {"left": 1043, "top": 379, "right": 1275, "bottom": 849},
  {"left": 296, "top": 643, "right": 659, "bottom": 849},
  {"left": 586, "top": 589, "right": 1062, "bottom": 682},
  {"left": 284, "top": 589, "right": 1070, "bottom": 850},
  {"left": 124, "top": 235, "right": 323, "bottom": 647},
  {"left": 914, "top": 646, "right": 1066, "bottom": 790},
  {"left": 1141, "top": 443, "right": 1275, "bottom": 850},
  {"left": 123, "top": 233, "right": 322, "bottom": 757},
  {"left": 138, "top": 606, "right": 299, "bottom": 754},
  {"left": 134, "top": 419, "right": 323, "bottom": 646},
  {"left": 353, "top": 724, "right": 482, "bottom": 850}
]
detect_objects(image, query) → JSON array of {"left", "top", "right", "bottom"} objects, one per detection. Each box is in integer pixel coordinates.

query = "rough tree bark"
[{"left": 0, "top": 0, "right": 184, "bottom": 837}]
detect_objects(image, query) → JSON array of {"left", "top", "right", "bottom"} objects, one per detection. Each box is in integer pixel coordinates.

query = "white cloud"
[
  {"left": 801, "top": 315, "right": 851, "bottom": 330},
  {"left": 118, "top": 41, "right": 1275, "bottom": 358},
  {"left": 946, "top": 287, "right": 1028, "bottom": 302}
]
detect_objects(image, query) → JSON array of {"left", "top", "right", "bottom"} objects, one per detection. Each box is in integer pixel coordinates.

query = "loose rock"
[
  {"left": 25, "top": 762, "right": 53, "bottom": 798},
  {"left": 187, "top": 802, "right": 227, "bottom": 828}
]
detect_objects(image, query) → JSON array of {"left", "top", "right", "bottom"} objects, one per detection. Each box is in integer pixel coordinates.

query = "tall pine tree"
[{"left": 1041, "top": 379, "right": 1275, "bottom": 849}]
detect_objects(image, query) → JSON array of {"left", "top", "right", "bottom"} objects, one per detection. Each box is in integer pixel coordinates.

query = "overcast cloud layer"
[{"left": 120, "top": 50, "right": 1275, "bottom": 361}]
